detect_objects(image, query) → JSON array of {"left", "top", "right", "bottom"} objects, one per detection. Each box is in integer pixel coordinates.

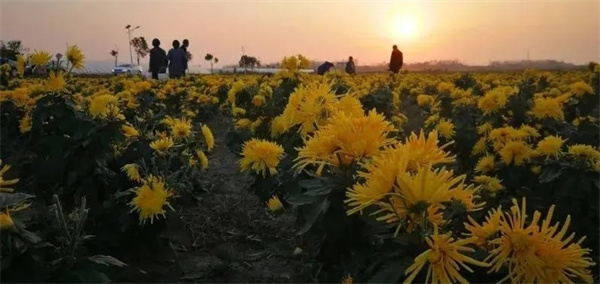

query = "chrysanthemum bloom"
[
  {"left": 0, "top": 212, "right": 15, "bottom": 231},
  {"left": 0, "top": 160, "right": 19, "bottom": 193},
  {"left": 341, "top": 274, "right": 353, "bottom": 284},
  {"left": 435, "top": 119, "right": 455, "bottom": 139},
  {"left": 129, "top": 175, "right": 174, "bottom": 224},
  {"left": 195, "top": 150, "right": 209, "bottom": 170},
  {"left": 463, "top": 205, "right": 503, "bottom": 248},
  {"left": 567, "top": 144, "right": 600, "bottom": 163},
  {"left": 150, "top": 137, "right": 174, "bottom": 155},
  {"left": 279, "top": 81, "right": 339, "bottom": 137},
  {"left": 471, "top": 137, "right": 488, "bottom": 156},
  {"left": 477, "top": 86, "right": 515, "bottom": 115},
  {"left": 536, "top": 135, "right": 565, "bottom": 158},
  {"left": 404, "top": 225, "right": 490, "bottom": 283},
  {"left": 570, "top": 81, "right": 594, "bottom": 97},
  {"left": 252, "top": 95, "right": 266, "bottom": 107},
  {"left": 474, "top": 155, "right": 496, "bottom": 173},
  {"left": 30, "top": 50, "right": 52, "bottom": 67},
  {"left": 498, "top": 140, "right": 533, "bottom": 166},
  {"left": 235, "top": 119, "right": 252, "bottom": 130},
  {"left": 476, "top": 122, "right": 494, "bottom": 136},
  {"left": 201, "top": 125, "right": 215, "bottom": 151},
  {"left": 239, "top": 139, "right": 285, "bottom": 178},
  {"left": 266, "top": 195, "right": 284, "bottom": 213},
  {"left": 472, "top": 175, "right": 504, "bottom": 196},
  {"left": 369, "top": 164, "right": 477, "bottom": 234},
  {"left": 66, "top": 45, "right": 85, "bottom": 70},
  {"left": 89, "top": 94, "right": 121, "bottom": 119},
  {"left": 529, "top": 97, "right": 565, "bottom": 121},
  {"left": 170, "top": 118, "right": 192, "bottom": 140},
  {"left": 485, "top": 198, "right": 595, "bottom": 283},
  {"left": 45, "top": 72, "right": 66, "bottom": 92},
  {"left": 346, "top": 146, "right": 411, "bottom": 215},
  {"left": 16, "top": 56, "right": 26, "bottom": 77},
  {"left": 488, "top": 126, "right": 529, "bottom": 151},
  {"left": 294, "top": 109, "right": 396, "bottom": 175},
  {"left": 19, "top": 114, "right": 32, "bottom": 134},
  {"left": 417, "top": 94, "right": 435, "bottom": 107},
  {"left": 401, "top": 130, "right": 455, "bottom": 172},
  {"left": 121, "top": 163, "right": 142, "bottom": 182},
  {"left": 424, "top": 114, "right": 439, "bottom": 127},
  {"left": 122, "top": 124, "right": 139, "bottom": 138}
]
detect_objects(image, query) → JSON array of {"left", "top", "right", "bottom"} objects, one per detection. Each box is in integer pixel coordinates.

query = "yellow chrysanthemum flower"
[
  {"left": 196, "top": 150, "right": 209, "bottom": 170},
  {"left": 239, "top": 139, "right": 285, "bottom": 177},
  {"left": 463, "top": 206, "right": 503, "bottom": 248},
  {"left": 129, "top": 175, "right": 174, "bottom": 224},
  {"left": 0, "top": 160, "right": 19, "bottom": 193},
  {"left": 473, "top": 175, "right": 504, "bottom": 196},
  {"left": 404, "top": 225, "right": 489, "bottom": 284},
  {"left": 536, "top": 135, "right": 565, "bottom": 158},
  {"left": 266, "top": 195, "right": 284, "bottom": 213},
  {"left": 121, "top": 163, "right": 142, "bottom": 182},
  {"left": 201, "top": 125, "right": 215, "bottom": 151},
  {"left": 122, "top": 124, "right": 139, "bottom": 138},
  {"left": 529, "top": 97, "right": 564, "bottom": 121},
  {"left": 435, "top": 119, "right": 455, "bottom": 139},
  {"left": 30, "top": 50, "right": 52, "bottom": 67},
  {"left": 66, "top": 44, "right": 85, "bottom": 70},
  {"left": 485, "top": 198, "right": 595, "bottom": 283},
  {"left": 170, "top": 118, "right": 192, "bottom": 140},
  {"left": 474, "top": 154, "right": 496, "bottom": 173},
  {"left": 498, "top": 140, "right": 533, "bottom": 166},
  {"left": 150, "top": 137, "right": 174, "bottom": 154}
]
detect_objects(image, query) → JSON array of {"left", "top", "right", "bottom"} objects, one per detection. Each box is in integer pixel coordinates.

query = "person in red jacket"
[{"left": 388, "top": 45, "right": 403, "bottom": 74}]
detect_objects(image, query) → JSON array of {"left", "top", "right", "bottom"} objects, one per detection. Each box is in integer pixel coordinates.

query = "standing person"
[
  {"left": 181, "top": 39, "right": 189, "bottom": 75},
  {"left": 345, "top": 56, "right": 356, "bottom": 75},
  {"left": 316, "top": 61, "right": 334, "bottom": 75},
  {"left": 388, "top": 45, "right": 403, "bottom": 75},
  {"left": 167, "top": 40, "right": 187, "bottom": 79},
  {"left": 148, "top": 38, "right": 167, "bottom": 80}
]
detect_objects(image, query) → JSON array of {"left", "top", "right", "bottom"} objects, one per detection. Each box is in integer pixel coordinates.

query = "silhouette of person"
[
  {"left": 181, "top": 39, "right": 189, "bottom": 75},
  {"left": 149, "top": 38, "right": 167, "bottom": 80},
  {"left": 167, "top": 40, "right": 187, "bottom": 79},
  {"left": 389, "top": 45, "right": 403, "bottom": 74},
  {"left": 317, "top": 61, "right": 334, "bottom": 75},
  {"left": 345, "top": 56, "right": 356, "bottom": 75}
]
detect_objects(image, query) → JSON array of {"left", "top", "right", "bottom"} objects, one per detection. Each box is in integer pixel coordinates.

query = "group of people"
[
  {"left": 148, "top": 38, "right": 190, "bottom": 79},
  {"left": 316, "top": 45, "right": 404, "bottom": 76},
  {"left": 148, "top": 42, "right": 403, "bottom": 79}
]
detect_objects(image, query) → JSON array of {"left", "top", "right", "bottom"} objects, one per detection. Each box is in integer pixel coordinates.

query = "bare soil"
[{"left": 117, "top": 118, "right": 315, "bottom": 283}]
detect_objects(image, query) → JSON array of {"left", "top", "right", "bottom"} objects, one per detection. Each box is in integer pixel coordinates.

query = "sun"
[{"left": 391, "top": 15, "right": 419, "bottom": 41}]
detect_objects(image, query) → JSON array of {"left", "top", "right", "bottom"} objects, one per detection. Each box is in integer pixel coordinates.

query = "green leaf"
[
  {"left": 64, "top": 261, "right": 111, "bottom": 283},
  {"left": 539, "top": 166, "right": 563, "bottom": 183},
  {"left": 286, "top": 192, "right": 320, "bottom": 206},
  {"left": 296, "top": 197, "right": 329, "bottom": 235},
  {"left": 88, "top": 255, "right": 127, "bottom": 267},
  {"left": 14, "top": 227, "right": 43, "bottom": 244},
  {"left": 0, "top": 192, "right": 35, "bottom": 210},
  {"left": 367, "top": 258, "right": 412, "bottom": 283}
]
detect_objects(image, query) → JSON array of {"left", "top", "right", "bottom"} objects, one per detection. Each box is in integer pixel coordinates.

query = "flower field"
[{"left": 1, "top": 53, "right": 599, "bottom": 283}]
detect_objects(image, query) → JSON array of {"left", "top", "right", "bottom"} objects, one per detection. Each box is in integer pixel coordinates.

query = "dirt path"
[{"left": 169, "top": 118, "right": 312, "bottom": 283}]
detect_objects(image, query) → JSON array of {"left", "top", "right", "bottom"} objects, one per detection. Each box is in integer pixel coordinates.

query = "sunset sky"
[{"left": 1, "top": 0, "right": 599, "bottom": 67}]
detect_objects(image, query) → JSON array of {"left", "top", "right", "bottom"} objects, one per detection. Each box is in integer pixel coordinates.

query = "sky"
[{"left": 1, "top": 0, "right": 599, "bottom": 67}]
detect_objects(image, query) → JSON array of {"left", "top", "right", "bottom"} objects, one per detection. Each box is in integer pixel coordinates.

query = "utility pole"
[
  {"left": 241, "top": 46, "right": 247, "bottom": 73},
  {"left": 125, "top": 24, "right": 140, "bottom": 65},
  {"left": 527, "top": 49, "right": 530, "bottom": 61}
]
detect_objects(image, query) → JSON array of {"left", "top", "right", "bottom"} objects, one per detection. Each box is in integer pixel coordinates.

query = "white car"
[{"left": 111, "top": 64, "right": 143, "bottom": 75}]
